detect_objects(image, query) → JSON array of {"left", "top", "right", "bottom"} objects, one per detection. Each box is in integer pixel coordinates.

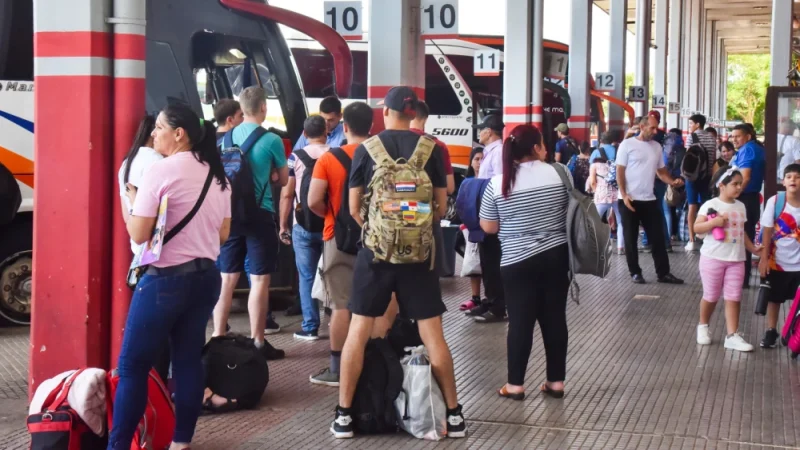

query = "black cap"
[
  {"left": 378, "top": 86, "right": 418, "bottom": 117},
  {"left": 473, "top": 114, "right": 505, "bottom": 133}
]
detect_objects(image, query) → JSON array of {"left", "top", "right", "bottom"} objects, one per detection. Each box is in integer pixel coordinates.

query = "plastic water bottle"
[{"left": 706, "top": 208, "right": 726, "bottom": 241}]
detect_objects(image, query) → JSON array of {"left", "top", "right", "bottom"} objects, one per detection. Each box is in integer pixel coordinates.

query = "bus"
[
  {"left": 0, "top": 0, "right": 352, "bottom": 324},
  {"left": 288, "top": 35, "right": 635, "bottom": 172}
]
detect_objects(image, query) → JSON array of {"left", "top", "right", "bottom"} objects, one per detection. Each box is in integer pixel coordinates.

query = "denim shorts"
[
  {"left": 685, "top": 176, "right": 711, "bottom": 206},
  {"left": 217, "top": 211, "right": 280, "bottom": 275}
]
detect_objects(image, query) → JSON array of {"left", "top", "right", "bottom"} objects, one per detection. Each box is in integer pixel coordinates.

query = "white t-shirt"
[
  {"left": 778, "top": 134, "right": 800, "bottom": 182},
  {"left": 760, "top": 194, "right": 800, "bottom": 272},
  {"left": 616, "top": 137, "right": 665, "bottom": 201},
  {"left": 117, "top": 147, "right": 164, "bottom": 252},
  {"left": 697, "top": 198, "right": 748, "bottom": 262}
]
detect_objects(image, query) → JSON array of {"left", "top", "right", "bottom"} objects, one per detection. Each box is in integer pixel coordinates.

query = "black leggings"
[
  {"left": 501, "top": 244, "right": 570, "bottom": 385},
  {"left": 479, "top": 234, "right": 505, "bottom": 316}
]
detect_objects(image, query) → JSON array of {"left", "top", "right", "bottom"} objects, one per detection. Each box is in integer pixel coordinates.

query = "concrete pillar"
[
  {"left": 31, "top": 0, "right": 112, "bottom": 393},
  {"left": 608, "top": 0, "right": 628, "bottom": 131},
  {"left": 687, "top": 0, "right": 701, "bottom": 118},
  {"left": 568, "top": 0, "right": 592, "bottom": 143},
  {"left": 702, "top": 20, "right": 714, "bottom": 116},
  {"left": 770, "top": 0, "right": 792, "bottom": 87},
  {"left": 503, "top": 0, "right": 533, "bottom": 135},
  {"left": 667, "top": 0, "right": 683, "bottom": 129},
  {"left": 367, "top": 0, "right": 425, "bottom": 132},
  {"left": 653, "top": 0, "right": 668, "bottom": 128},
  {"left": 530, "top": 0, "right": 544, "bottom": 131},
  {"left": 634, "top": 0, "right": 652, "bottom": 117},
  {"left": 681, "top": 0, "right": 692, "bottom": 132},
  {"left": 109, "top": 0, "right": 146, "bottom": 365}
]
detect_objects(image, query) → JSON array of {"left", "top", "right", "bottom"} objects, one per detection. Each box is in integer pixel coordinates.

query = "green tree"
[{"left": 726, "top": 54, "right": 770, "bottom": 133}]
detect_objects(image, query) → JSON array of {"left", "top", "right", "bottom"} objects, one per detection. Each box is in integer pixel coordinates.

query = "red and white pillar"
[
  {"left": 503, "top": 0, "right": 533, "bottom": 137},
  {"left": 530, "top": 0, "right": 545, "bottom": 131},
  {"left": 366, "top": 0, "right": 425, "bottom": 133},
  {"left": 31, "top": 0, "right": 113, "bottom": 393},
  {"left": 109, "top": 0, "right": 146, "bottom": 365},
  {"left": 568, "top": 0, "right": 592, "bottom": 143}
]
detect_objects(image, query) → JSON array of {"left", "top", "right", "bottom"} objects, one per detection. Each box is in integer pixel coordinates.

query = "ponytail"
[{"left": 501, "top": 124, "right": 544, "bottom": 198}]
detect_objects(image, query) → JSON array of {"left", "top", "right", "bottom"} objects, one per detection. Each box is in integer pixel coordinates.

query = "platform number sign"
[
  {"left": 668, "top": 102, "right": 680, "bottom": 114},
  {"left": 628, "top": 86, "right": 646, "bottom": 102},
  {"left": 421, "top": 0, "right": 459, "bottom": 38},
  {"left": 474, "top": 50, "right": 500, "bottom": 77},
  {"left": 594, "top": 73, "right": 616, "bottom": 92},
  {"left": 324, "top": 1, "right": 363, "bottom": 39},
  {"left": 652, "top": 95, "right": 666, "bottom": 109}
]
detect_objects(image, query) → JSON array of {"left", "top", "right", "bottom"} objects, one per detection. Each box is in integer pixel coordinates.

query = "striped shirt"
[
  {"left": 686, "top": 130, "right": 717, "bottom": 176},
  {"left": 480, "top": 161, "right": 570, "bottom": 267}
]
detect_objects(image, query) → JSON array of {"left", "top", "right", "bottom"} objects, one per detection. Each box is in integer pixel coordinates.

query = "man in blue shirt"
[
  {"left": 293, "top": 96, "right": 346, "bottom": 149},
  {"left": 554, "top": 123, "right": 579, "bottom": 163},
  {"left": 589, "top": 132, "right": 617, "bottom": 163},
  {"left": 731, "top": 123, "right": 766, "bottom": 288}
]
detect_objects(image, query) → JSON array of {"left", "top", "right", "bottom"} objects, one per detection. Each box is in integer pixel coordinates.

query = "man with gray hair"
[{"left": 213, "top": 86, "right": 289, "bottom": 360}]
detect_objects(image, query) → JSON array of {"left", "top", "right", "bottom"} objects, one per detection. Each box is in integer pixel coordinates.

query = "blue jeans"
[
  {"left": 293, "top": 224, "right": 323, "bottom": 332},
  {"left": 596, "top": 202, "right": 624, "bottom": 249},
  {"left": 108, "top": 266, "right": 221, "bottom": 448},
  {"left": 642, "top": 180, "right": 671, "bottom": 248}
]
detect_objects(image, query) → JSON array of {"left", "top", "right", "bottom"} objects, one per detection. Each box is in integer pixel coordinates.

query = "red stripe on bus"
[{"left": 36, "top": 31, "right": 111, "bottom": 58}]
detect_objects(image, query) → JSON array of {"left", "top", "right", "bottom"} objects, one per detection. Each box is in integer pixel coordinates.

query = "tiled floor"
[{"left": 2, "top": 251, "right": 800, "bottom": 449}]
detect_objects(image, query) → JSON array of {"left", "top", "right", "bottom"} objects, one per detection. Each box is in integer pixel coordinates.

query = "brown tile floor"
[{"left": 2, "top": 251, "right": 800, "bottom": 449}]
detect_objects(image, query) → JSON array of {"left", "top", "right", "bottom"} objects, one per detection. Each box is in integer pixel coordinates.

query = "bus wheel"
[{"left": 0, "top": 216, "right": 32, "bottom": 326}]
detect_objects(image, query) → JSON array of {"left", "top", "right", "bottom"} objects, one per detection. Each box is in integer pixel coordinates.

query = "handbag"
[
  {"left": 127, "top": 168, "right": 214, "bottom": 289},
  {"left": 665, "top": 185, "right": 685, "bottom": 208},
  {"left": 459, "top": 229, "right": 481, "bottom": 277}
]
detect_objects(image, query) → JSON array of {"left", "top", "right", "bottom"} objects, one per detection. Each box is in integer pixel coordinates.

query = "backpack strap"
[
  {"left": 293, "top": 149, "right": 315, "bottom": 168},
  {"left": 775, "top": 192, "right": 787, "bottom": 222},
  {"left": 598, "top": 146, "right": 609, "bottom": 161},
  {"left": 330, "top": 147, "right": 352, "bottom": 172},
  {"left": 551, "top": 163, "right": 574, "bottom": 193},
  {"left": 222, "top": 129, "right": 234, "bottom": 149},
  {"left": 363, "top": 136, "right": 394, "bottom": 167},
  {"left": 409, "top": 136, "right": 436, "bottom": 170},
  {"left": 239, "top": 127, "right": 268, "bottom": 155},
  {"left": 44, "top": 369, "right": 85, "bottom": 412},
  {"left": 550, "top": 163, "right": 581, "bottom": 304},
  {"left": 163, "top": 168, "right": 214, "bottom": 246}
]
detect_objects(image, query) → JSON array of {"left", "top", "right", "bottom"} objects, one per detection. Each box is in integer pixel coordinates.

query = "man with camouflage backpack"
[{"left": 330, "top": 86, "right": 466, "bottom": 439}]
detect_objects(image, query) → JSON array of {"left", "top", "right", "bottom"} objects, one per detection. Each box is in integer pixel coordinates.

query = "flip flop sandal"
[
  {"left": 459, "top": 299, "right": 479, "bottom": 311},
  {"left": 202, "top": 395, "right": 239, "bottom": 414},
  {"left": 540, "top": 383, "right": 565, "bottom": 399},
  {"left": 497, "top": 385, "right": 525, "bottom": 401}
]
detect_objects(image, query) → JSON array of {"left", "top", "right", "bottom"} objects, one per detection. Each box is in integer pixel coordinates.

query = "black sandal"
[
  {"left": 540, "top": 383, "right": 565, "bottom": 399},
  {"left": 202, "top": 394, "right": 238, "bottom": 414},
  {"left": 498, "top": 385, "right": 525, "bottom": 401}
]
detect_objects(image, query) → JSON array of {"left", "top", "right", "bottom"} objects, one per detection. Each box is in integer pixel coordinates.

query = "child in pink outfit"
[{"left": 694, "top": 166, "right": 762, "bottom": 352}]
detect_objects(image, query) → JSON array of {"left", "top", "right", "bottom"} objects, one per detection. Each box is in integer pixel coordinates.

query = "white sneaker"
[
  {"left": 724, "top": 333, "right": 754, "bottom": 352},
  {"left": 684, "top": 241, "right": 699, "bottom": 252},
  {"left": 696, "top": 324, "right": 711, "bottom": 345}
]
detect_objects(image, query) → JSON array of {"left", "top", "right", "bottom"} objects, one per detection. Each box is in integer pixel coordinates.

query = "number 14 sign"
[{"left": 474, "top": 50, "right": 500, "bottom": 77}]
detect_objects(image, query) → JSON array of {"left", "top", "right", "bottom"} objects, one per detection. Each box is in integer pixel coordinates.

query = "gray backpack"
[{"left": 551, "top": 163, "right": 613, "bottom": 304}]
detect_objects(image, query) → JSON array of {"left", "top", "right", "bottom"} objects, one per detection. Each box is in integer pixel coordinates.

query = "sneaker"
[
  {"left": 259, "top": 340, "right": 285, "bottom": 360},
  {"left": 638, "top": 244, "right": 652, "bottom": 253},
  {"left": 264, "top": 315, "right": 281, "bottom": 335},
  {"left": 657, "top": 273, "right": 684, "bottom": 284},
  {"left": 724, "top": 333, "right": 754, "bottom": 352},
  {"left": 616, "top": 248, "right": 626, "bottom": 255},
  {"left": 684, "top": 241, "right": 699, "bottom": 252},
  {"left": 631, "top": 274, "right": 646, "bottom": 284},
  {"left": 446, "top": 404, "right": 466, "bottom": 438},
  {"left": 696, "top": 324, "right": 711, "bottom": 345},
  {"left": 310, "top": 367, "right": 339, "bottom": 386},
  {"left": 294, "top": 330, "right": 319, "bottom": 341},
  {"left": 473, "top": 311, "right": 506, "bottom": 323},
  {"left": 760, "top": 328, "right": 779, "bottom": 348},
  {"left": 330, "top": 406, "right": 354, "bottom": 439},
  {"left": 464, "top": 302, "right": 490, "bottom": 317}
]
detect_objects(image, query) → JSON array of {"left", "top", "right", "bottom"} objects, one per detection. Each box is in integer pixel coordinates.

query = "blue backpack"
[
  {"left": 455, "top": 177, "right": 490, "bottom": 243},
  {"left": 597, "top": 146, "right": 618, "bottom": 189},
  {"left": 758, "top": 192, "right": 787, "bottom": 244},
  {"left": 220, "top": 127, "right": 268, "bottom": 224}
]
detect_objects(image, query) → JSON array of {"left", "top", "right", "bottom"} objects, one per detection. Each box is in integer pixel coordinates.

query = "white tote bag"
[{"left": 460, "top": 229, "right": 481, "bottom": 277}]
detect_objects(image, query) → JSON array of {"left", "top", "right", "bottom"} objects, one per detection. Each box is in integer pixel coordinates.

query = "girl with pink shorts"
[{"left": 694, "top": 166, "right": 762, "bottom": 352}]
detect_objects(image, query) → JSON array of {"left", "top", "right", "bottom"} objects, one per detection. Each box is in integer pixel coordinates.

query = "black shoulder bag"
[{"left": 127, "top": 168, "right": 215, "bottom": 289}]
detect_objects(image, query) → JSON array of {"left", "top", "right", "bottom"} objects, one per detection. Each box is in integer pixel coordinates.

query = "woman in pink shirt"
[{"left": 109, "top": 103, "right": 231, "bottom": 450}]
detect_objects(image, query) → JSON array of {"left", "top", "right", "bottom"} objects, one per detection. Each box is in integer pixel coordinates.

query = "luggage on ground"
[
  {"left": 781, "top": 288, "right": 800, "bottom": 358},
  {"left": 351, "top": 338, "right": 404, "bottom": 434},
  {"left": 106, "top": 368, "right": 175, "bottom": 450},
  {"left": 394, "top": 346, "right": 446, "bottom": 441},
  {"left": 202, "top": 334, "right": 269, "bottom": 411},
  {"left": 387, "top": 316, "right": 424, "bottom": 359}
]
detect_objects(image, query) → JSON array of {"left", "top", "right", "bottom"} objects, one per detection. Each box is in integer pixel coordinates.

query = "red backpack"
[
  {"left": 27, "top": 369, "right": 107, "bottom": 450},
  {"left": 106, "top": 368, "right": 176, "bottom": 450}
]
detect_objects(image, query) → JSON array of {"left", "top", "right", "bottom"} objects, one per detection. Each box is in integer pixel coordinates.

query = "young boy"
[{"left": 759, "top": 163, "right": 800, "bottom": 348}]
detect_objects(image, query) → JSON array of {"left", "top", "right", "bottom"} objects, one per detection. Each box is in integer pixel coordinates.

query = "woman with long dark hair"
[
  {"left": 109, "top": 103, "right": 231, "bottom": 450},
  {"left": 117, "top": 115, "right": 161, "bottom": 233},
  {"left": 479, "top": 124, "right": 571, "bottom": 401}
]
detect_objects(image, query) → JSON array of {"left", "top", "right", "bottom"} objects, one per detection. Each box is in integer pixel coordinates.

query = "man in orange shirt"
[{"left": 306, "top": 102, "right": 397, "bottom": 386}]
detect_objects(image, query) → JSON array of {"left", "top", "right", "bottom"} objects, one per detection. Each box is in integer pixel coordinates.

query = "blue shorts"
[
  {"left": 217, "top": 211, "right": 280, "bottom": 275},
  {"left": 685, "top": 176, "right": 711, "bottom": 206}
]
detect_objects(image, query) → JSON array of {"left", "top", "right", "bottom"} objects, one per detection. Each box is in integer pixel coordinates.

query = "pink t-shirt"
[{"left": 132, "top": 152, "right": 231, "bottom": 268}]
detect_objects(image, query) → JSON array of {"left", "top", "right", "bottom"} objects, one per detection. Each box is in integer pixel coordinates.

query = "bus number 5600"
[{"left": 431, "top": 128, "right": 469, "bottom": 136}]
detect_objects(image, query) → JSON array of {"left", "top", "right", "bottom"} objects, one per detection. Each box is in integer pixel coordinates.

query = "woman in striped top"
[{"left": 479, "top": 124, "right": 571, "bottom": 401}]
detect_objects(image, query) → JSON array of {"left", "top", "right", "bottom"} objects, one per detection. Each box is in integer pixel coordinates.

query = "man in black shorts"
[{"left": 330, "top": 86, "right": 466, "bottom": 439}]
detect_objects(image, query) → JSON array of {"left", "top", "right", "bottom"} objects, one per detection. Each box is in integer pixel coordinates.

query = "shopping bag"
[
  {"left": 311, "top": 257, "right": 328, "bottom": 304},
  {"left": 394, "top": 346, "right": 447, "bottom": 441},
  {"left": 459, "top": 229, "right": 481, "bottom": 277}
]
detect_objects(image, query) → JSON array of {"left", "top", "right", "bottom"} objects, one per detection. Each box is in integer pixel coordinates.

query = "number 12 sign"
[{"left": 474, "top": 50, "right": 500, "bottom": 77}]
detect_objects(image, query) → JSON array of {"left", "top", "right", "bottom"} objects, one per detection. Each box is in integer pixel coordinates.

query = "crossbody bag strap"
[
  {"left": 163, "top": 168, "right": 214, "bottom": 246},
  {"left": 550, "top": 162, "right": 574, "bottom": 193}
]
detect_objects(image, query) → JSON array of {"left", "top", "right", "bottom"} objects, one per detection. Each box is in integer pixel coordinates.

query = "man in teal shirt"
[{"left": 213, "top": 86, "right": 288, "bottom": 360}]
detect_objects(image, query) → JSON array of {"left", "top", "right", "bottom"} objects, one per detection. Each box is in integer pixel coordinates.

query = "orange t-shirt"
[{"left": 312, "top": 143, "right": 358, "bottom": 241}]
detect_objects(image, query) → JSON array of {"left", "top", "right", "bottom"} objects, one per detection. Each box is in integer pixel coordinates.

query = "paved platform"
[{"left": 2, "top": 251, "right": 800, "bottom": 449}]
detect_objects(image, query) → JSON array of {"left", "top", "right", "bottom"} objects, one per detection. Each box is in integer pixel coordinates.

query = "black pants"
[
  {"left": 740, "top": 192, "right": 761, "bottom": 287},
  {"left": 502, "top": 244, "right": 570, "bottom": 385},
  {"left": 479, "top": 234, "right": 505, "bottom": 316},
  {"left": 618, "top": 199, "right": 671, "bottom": 278}
]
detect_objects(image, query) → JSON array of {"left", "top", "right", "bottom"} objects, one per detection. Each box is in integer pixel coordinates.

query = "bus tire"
[{"left": 0, "top": 213, "right": 33, "bottom": 326}]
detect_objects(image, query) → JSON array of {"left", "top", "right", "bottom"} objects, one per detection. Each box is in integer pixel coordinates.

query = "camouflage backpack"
[{"left": 361, "top": 135, "right": 436, "bottom": 267}]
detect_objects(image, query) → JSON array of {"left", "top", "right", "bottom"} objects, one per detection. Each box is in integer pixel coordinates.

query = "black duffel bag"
[{"left": 202, "top": 334, "right": 269, "bottom": 410}]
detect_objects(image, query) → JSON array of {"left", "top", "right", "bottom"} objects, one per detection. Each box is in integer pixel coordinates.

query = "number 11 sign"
[{"left": 474, "top": 50, "right": 500, "bottom": 77}]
